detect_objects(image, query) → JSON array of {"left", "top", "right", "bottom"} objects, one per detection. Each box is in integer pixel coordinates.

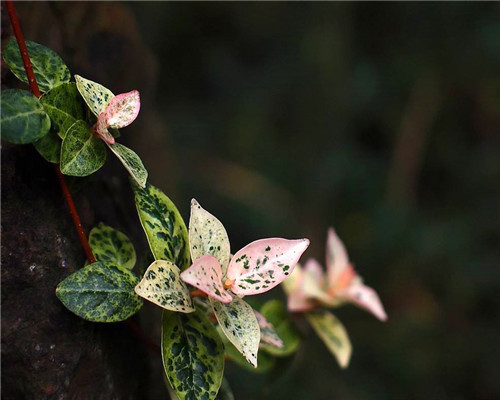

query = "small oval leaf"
[
  {"left": 105, "top": 90, "right": 140, "bottom": 129},
  {"left": 306, "top": 309, "right": 352, "bottom": 369},
  {"left": 131, "top": 181, "right": 190, "bottom": 270},
  {"left": 33, "top": 127, "right": 61, "bottom": 163},
  {"left": 55, "top": 262, "right": 143, "bottom": 322},
  {"left": 1, "top": 89, "right": 51, "bottom": 144},
  {"left": 74, "top": 74, "right": 114, "bottom": 117},
  {"left": 135, "top": 260, "right": 194, "bottom": 313},
  {"left": 60, "top": 120, "right": 106, "bottom": 176},
  {"left": 107, "top": 142, "right": 148, "bottom": 188},
  {"left": 89, "top": 222, "right": 136, "bottom": 270},
  {"left": 3, "top": 38, "right": 71, "bottom": 92},
  {"left": 162, "top": 309, "right": 224, "bottom": 400},
  {"left": 210, "top": 296, "right": 260, "bottom": 367}
]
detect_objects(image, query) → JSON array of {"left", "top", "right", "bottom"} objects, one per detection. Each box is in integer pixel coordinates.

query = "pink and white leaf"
[
  {"left": 302, "top": 258, "right": 331, "bottom": 303},
  {"left": 254, "top": 310, "right": 283, "bottom": 348},
  {"left": 341, "top": 282, "right": 388, "bottom": 321},
  {"left": 227, "top": 238, "right": 310, "bottom": 296},
  {"left": 326, "top": 228, "right": 350, "bottom": 288},
  {"left": 282, "top": 265, "right": 317, "bottom": 312},
  {"left": 95, "top": 112, "right": 115, "bottom": 144},
  {"left": 104, "top": 90, "right": 140, "bottom": 129},
  {"left": 180, "top": 254, "right": 232, "bottom": 303}
]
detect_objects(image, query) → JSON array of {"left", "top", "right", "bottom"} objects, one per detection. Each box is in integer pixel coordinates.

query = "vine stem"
[{"left": 5, "top": 0, "right": 96, "bottom": 264}]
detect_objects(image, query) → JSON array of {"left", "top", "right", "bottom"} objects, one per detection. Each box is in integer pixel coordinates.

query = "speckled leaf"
[
  {"left": 40, "top": 83, "right": 86, "bottom": 138},
  {"left": 189, "top": 200, "right": 230, "bottom": 271},
  {"left": 260, "top": 300, "right": 301, "bottom": 357},
  {"left": 55, "top": 262, "right": 143, "bottom": 322},
  {"left": 60, "top": 120, "right": 106, "bottom": 176},
  {"left": 162, "top": 309, "right": 224, "bottom": 400},
  {"left": 3, "top": 38, "right": 70, "bottom": 92},
  {"left": 254, "top": 310, "right": 283, "bottom": 348},
  {"left": 135, "top": 260, "right": 194, "bottom": 313},
  {"left": 131, "top": 181, "right": 190, "bottom": 269},
  {"left": 180, "top": 255, "right": 232, "bottom": 303},
  {"left": 227, "top": 238, "right": 310, "bottom": 296},
  {"left": 75, "top": 74, "right": 114, "bottom": 117},
  {"left": 105, "top": 90, "right": 140, "bottom": 128},
  {"left": 89, "top": 222, "right": 136, "bottom": 270},
  {"left": 96, "top": 112, "right": 115, "bottom": 144},
  {"left": 1, "top": 89, "right": 51, "bottom": 144},
  {"left": 210, "top": 296, "right": 260, "bottom": 367},
  {"left": 306, "top": 310, "right": 352, "bottom": 369},
  {"left": 107, "top": 142, "right": 148, "bottom": 188},
  {"left": 33, "top": 127, "right": 61, "bottom": 163}
]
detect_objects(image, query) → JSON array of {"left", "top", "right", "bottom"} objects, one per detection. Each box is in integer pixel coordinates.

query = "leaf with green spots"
[
  {"left": 227, "top": 238, "right": 310, "bottom": 296},
  {"left": 210, "top": 296, "right": 260, "bottom": 367},
  {"left": 162, "top": 309, "right": 224, "bottom": 400},
  {"left": 40, "top": 82, "right": 86, "bottom": 139},
  {"left": 135, "top": 260, "right": 194, "bottom": 313},
  {"left": 131, "top": 181, "right": 190, "bottom": 270},
  {"left": 55, "top": 262, "right": 143, "bottom": 322},
  {"left": 1, "top": 89, "right": 51, "bottom": 144},
  {"left": 260, "top": 299, "right": 301, "bottom": 357},
  {"left": 189, "top": 199, "right": 231, "bottom": 271},
  {"left": 74, "top": 74, "right": 114, "bottom": 117},
  {"left": 33, "top": 127, "right": 61, "bottom": 163},
  {"left": 60, "top": 120, "right": 106, "bottom": 176},
  {"left": 107, "top": 142, "right": 148, "bottom": 188},
  {"left": 2, "top": 38, "right": 71, "bottom": 92},
  {"left": 89, "top": 222, "right": 136, "bottom": 270},
  {"left": 306, "top": 309, "right": 352, "bottom": 369},
  {"left": 254, "top": 310, "right": 283, "bottom": 349}
]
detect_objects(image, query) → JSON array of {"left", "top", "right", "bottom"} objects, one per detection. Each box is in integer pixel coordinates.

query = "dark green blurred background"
[{"left": 9, "top": 2, "right": 499, "bottom": 399}]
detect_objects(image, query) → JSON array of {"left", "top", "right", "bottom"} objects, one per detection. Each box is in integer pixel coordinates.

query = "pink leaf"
[
  {"left": 104, "top": 90, "right": 140, "bottom": 129},
  {"left": 180, "top": 254, "right": 232, "bottom": 303},
  {"left": 254, "top": 310, "right": 283, "bottom": 348},
  {"left": 343, "top": 282, "right": 388, "bottom": 321},
  {"left": 283, "top": 265, "right": 317, "bottom": 312},
  {"left": 95, "top": 112, "right": 115, "bottom": 144},
  {"left": 227, "top": 238, "right": 310, "bottom": 296},
  {"left": 326, "top": 228, "right": 350, "bottom": 290}
]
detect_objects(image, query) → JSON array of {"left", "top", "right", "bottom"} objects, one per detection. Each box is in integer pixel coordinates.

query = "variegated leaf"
[
  {"left": 75, "top": 74, "right": 114, "bottom": 117},
  {"left": 131, "top": 181, "right": 190, "bottom": 270},
  {"left": 96, "top": 112, "right": 115, "bottom": 144},
  {"left": 89, "top": 222, "right": 136, "bottom": 270},
  {"left": 162, "top": 309, "right": 224, "bottom": 400},
  {"left": 326, "top": 227, "right": 350, "bottom": 288},
  {"left": 180, "top": 255, "right": 232, "bottom": 303},
  {"left": 306, "top": 309, "right": 352, "bottom": 369},
  {"left": 135, "top": 260, "right": 194, "bottom": 313},
  {"left": 189, "top": 199, "right": 231, "bottom": 272},
  {"left": 210, "top": 296, "right": 260, "bottom": 367},
  {"left": 33, "top": 127, "right": 61, "bottom": 163},
  {"left": 282, "top": 264, "right": 314, "bottom": 312},
  {"left": 342, "top": 282, "right": 388, "bottom": 321},
  {"left": 107, "top": 142, "right": 148, "bottom": 188},
  {"left": 254, "top": 310, "right": 283, "bottom": 348},
  {"left": 105, "top": 90, "right": 140, "bottom": 129},
  {"left": 227, "top": 238, "right": 310, "bottom": 296}
]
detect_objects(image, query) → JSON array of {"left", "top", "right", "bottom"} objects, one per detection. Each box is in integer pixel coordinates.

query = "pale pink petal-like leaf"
[
  {"left": 342, "top": 282, "right": 388, "bottom": 321},
  {"left": 304, "top": 258, "right": 325, "bottom": 288},
  {"left": 105, "top": 90, "right": 140, "bottom": 129},
  {"left": 95, "top": 112, "right": 115, "bottom": 144},
  {"left": 282, "top": 265, "right": 317, "bottom": 312},
  {"left": 254, "top": 310, "right": 283, "bottom": 348},
  {"left": 227, "top": 238, "right": 310, "bottom": 296},
  {"left": 180, "top": 254, "right": 232, "bottom": 303},
  {"left": 326, "top": 228, "right": 350, "bottom": 289},
  {"left": 302, "top": 258, "right": 332, "bottom": 304}
]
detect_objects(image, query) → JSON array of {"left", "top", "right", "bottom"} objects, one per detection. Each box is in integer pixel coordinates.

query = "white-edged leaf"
[
  {"left": 180, "top": 255, "right": 232, "bottom": 303},
  {"left": 107, "top": 142, "right": 148, "bottom": 188},
  {"left": 135, "top": 260, "right": 194, "bottom": 313},
  {"left": 227, "top": 238, "right": 310, "bottom": 296},
  {"left": 306, "top": 309, "right": 352, "bottom": 369},
  {"left": 210, "top": 296, "right": 260, "bottom": 367},
  {"left": 75, "top": 74, "right": 114, "bottom": 117}
]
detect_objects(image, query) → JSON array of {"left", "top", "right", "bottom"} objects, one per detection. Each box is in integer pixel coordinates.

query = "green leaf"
[
  {"left": 306, "top": 309, "right": 352, "bottom": 369},
  {"left": 55, "top": 262, "right": 143, "bottom": 322},
  {"left": 89, "top": 222, "right": 136, "bottom": 270},
  {"left": 260, "top": 299, "right": 301, "bottom": 357},
  {"left": 60, "top": 120, "right": 106, "bottom": 176},
  {"left": 3, "top": 38, "right": 71, "bottom": 92},
  {"left": 162, "top": 309, "right": 224, "bottom": 400},
  {"left": 40, "top": 82, "right": 86, "bottom": 139},
  {"left": 33, "top": 127, "right": 61, "bottom": 163},
  {"left": 135, "top": 260, "right": 194, "bottom": 313},
  {"left": 210, "top": 296, "right": 260, "bottom": 367},
  {"left": 1, "top": 89, "right": 51, "bottom": 144},
  {"left": 107, "top": 142, "right": 148, "bottom": 188},
  {"left": 74, "top": 74, "right": 114, "bottom": 117},
  {"left": 131, "top": 181, "right": 190, "bottom": 269}
]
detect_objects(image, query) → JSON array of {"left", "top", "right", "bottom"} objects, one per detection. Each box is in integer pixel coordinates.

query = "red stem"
[
  {"left": 5, "top": 0, "right": 96, "bottom": 264},
  {"left": 190, "top": 289, "right": 208, "bottom": 298}
]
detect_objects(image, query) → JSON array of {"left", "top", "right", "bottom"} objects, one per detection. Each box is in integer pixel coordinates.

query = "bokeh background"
[{"left": 5, "top": 2, "right": 499, "bottom": 399}]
